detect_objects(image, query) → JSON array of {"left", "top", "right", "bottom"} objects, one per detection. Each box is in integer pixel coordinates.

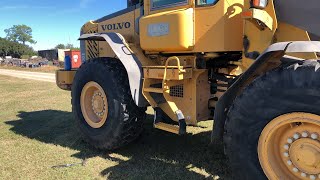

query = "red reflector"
[
  {"left": 242, "top": 11, "right": 253, "bottom": 17},
  {"left": 253, "top": 0, "right": 260, "bottom": 7}
]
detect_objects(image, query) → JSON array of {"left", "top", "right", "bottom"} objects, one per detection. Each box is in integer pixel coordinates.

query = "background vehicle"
[{"left": 56, "top": 0, "right": 320, "bottom": 179}]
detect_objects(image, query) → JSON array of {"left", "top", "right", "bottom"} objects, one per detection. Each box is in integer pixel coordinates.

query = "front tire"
[
  {"left": 224, "top": 60, "right": 320, "bottom": 179},
  {"left": 72, "top": 58, "right": 146, "bottom": 150}
]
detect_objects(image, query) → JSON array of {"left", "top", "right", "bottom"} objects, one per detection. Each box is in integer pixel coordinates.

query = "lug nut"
[
  {"left": 284, "top": 152, "right": 289, "bottom": 157},
  {"left": 293, "top": 133, "right": 300, "bottom": 139},
  {"left": 311, "top": 133, "right": 318, "bottom": 140},
  {"left": 302, "top": 131, "right": 309, "bottom": 138},
  {"left": 287, "top": 138, "right": 293, "bottom": 144},
  {"left": 293, "top": 167, "right": 299, "bottom": 173},
  {"left": 287, "top": 160, "right": 292, "bottom": 166},
  {"left": 284, "top": 144, "right": 289, "bottom": 150},
  {"left": 310, "top": 175, "right": 316, "bottom": 180},
  {"left": 301, "top": 173, "right": 307, "bottom": 177}
]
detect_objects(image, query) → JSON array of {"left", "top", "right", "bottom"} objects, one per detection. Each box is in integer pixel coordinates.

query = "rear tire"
[
  {"left": 72, "top": 57, "right": 146, "bottom": 150},
  {"left": 224, "top": 60, "right": 320, "bottom": 179}
]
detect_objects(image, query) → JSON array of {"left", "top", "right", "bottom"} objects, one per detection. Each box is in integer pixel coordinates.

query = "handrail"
[{"left": 162, "top": 56, "right": 184, "bottom": 92}]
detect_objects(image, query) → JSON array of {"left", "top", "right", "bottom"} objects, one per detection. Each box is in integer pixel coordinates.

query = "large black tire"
[
  {"left": 72, "top": 57, "right": 146, "bottom": 150},
  {"left": 224, "top": 60, "right": 320, "bottom": 179}
]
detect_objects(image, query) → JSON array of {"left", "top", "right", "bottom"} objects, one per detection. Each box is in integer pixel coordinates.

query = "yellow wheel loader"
[{"left": 56, "top": 0, "right": 320, "bottom": 179}]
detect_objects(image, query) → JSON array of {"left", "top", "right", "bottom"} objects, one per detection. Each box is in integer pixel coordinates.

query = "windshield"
[
  {"left": 197, "top": 0, "right": 218, "bottom": 5},
  {"left": 152, "top": 0, "right": 187, "bottom": 8}
]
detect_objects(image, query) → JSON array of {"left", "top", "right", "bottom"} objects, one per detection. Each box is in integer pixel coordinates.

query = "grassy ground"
[
  {"left": 0, "top": 65, "right": 58, "bottom": 73},
  {"left": 0, "top": 75, "right": 231, "bottom": 180}
]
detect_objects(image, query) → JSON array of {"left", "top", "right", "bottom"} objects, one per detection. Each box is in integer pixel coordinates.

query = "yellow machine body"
[
  {"left": 56, "top": 70, "right": 76, "bottom": 90},
  {"left": 140, "top": 8, "right": 194, "bottom": 52},
  {"left": 56, "top": 0, "right": 316, "bottom": 126}
]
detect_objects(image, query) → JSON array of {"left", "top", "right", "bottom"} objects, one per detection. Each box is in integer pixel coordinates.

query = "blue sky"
[{"left": 0, "top": 0, "right": 127, "bottom": 50}]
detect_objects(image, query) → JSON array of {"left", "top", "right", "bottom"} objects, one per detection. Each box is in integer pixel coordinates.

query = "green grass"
[{"left": 0, "top": 75, "right": 231, "bottom": 180}]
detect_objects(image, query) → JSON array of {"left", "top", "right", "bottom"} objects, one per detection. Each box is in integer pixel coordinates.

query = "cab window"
[
  {"left": 151, "top": 0, "right": 188, "bottom": 10},
  {"left": 196, "top": 0, "right": 218, "bottom": 6}
]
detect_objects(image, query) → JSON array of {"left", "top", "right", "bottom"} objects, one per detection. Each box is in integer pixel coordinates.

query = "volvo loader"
[{"left": 56, "top": 0, "right": 320, "bottom": 179}]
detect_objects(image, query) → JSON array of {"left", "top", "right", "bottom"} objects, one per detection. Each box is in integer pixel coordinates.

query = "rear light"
[{"left": 252, "top": 0, "right": 268, "bottom": 9}]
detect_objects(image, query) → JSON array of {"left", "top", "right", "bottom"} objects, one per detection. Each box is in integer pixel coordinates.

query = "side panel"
[
  {"left": 140, "top": 8, "right": 195, "bottom": 52},
  {"left": 194, "top": 0, "right": 244, "bottom": 52}
]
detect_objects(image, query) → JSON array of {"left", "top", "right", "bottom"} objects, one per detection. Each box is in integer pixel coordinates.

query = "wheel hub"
[
  {"left": 80, "top": 81, "right": 108, "bottom": 128},
  {"left": 258, "top": 113, "right": 320, "bottom": 180},
  {"left": 92, "top": 92, "right": 106, "bottom": 117},
  {"left": 286, "top": 134, "right": 320, "bottom": 175}
]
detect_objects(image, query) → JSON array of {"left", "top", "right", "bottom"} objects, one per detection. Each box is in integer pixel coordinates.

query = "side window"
[
  {"left": 196, "top": 0, "right": 218, "bottom": 6},
  {"left": 151, "top": 0, "right": 188, "bottom": 10}
]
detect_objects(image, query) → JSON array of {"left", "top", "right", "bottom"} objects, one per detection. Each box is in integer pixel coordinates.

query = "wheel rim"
[
  {"left": 258, "top": 113, "right": 320, "bottom": 180},
  {"left": 80, "top": 81, "right": 108, "bottom": 128}
]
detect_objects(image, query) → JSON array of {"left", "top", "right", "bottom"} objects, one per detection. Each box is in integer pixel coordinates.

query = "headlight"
[{"left": 252, "top": 0, "right": 268, "bottom": 9}]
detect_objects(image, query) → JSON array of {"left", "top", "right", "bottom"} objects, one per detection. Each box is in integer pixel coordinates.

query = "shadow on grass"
[{"left": 6, "top": 110, "right": 231, "bottom": 179}]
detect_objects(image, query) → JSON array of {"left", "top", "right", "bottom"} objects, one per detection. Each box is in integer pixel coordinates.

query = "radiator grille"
[
  {"left": 169, "top": 84, "right": 184, "bottom": 98},
  {"left": 86, "top": 29, "right": 99, "bottom": 60}
]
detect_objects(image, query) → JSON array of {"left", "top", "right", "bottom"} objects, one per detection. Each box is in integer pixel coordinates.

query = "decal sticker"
[
  {"left": 73, "top": 55, "right": 79, "bottom": 63},
  {"left": 148, "top": 23, "right": 169, "bottom": 37}
]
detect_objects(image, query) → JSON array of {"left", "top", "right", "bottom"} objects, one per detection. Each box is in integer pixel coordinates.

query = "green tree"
[
  {"left": 4, "top": 25, "right": 36, "bottom": 45},
  {"left": 54, "top": 43, "right": 80, "bottom": 50},
  {"left": 55, "top": 44, "right": 66, "bottom": 49},
  {"left": 0, "top": 38, "right": 36, "bottom": 58},
  {"left": 65, "top": 43, "right": 74, "bottom": 49}
]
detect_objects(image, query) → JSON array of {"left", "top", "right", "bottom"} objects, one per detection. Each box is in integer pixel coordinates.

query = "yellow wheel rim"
[
  {"left": 258, "top": 113, "right": 320, "bottom": 180},
  {"left": 80, "top": 81, "right": 108, "bottom": 128}
]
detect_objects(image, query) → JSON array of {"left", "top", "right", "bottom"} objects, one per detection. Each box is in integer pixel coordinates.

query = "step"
[
  {"left": 144, "top": 87, "right": 163, "bottom": 93},
  {"left": 143, "top": 67, "right": 192, "bottom": 80},
  {"left": 154, "top": 122, "right": 180, "bottom": 135}
]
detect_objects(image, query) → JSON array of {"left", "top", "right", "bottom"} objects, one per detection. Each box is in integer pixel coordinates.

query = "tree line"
[
  {"left": 55, "top": 43, "right": 80, "bottom": 50},
  {"left": 0, "top": 38, "right": 36, "bottom": 58}
]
